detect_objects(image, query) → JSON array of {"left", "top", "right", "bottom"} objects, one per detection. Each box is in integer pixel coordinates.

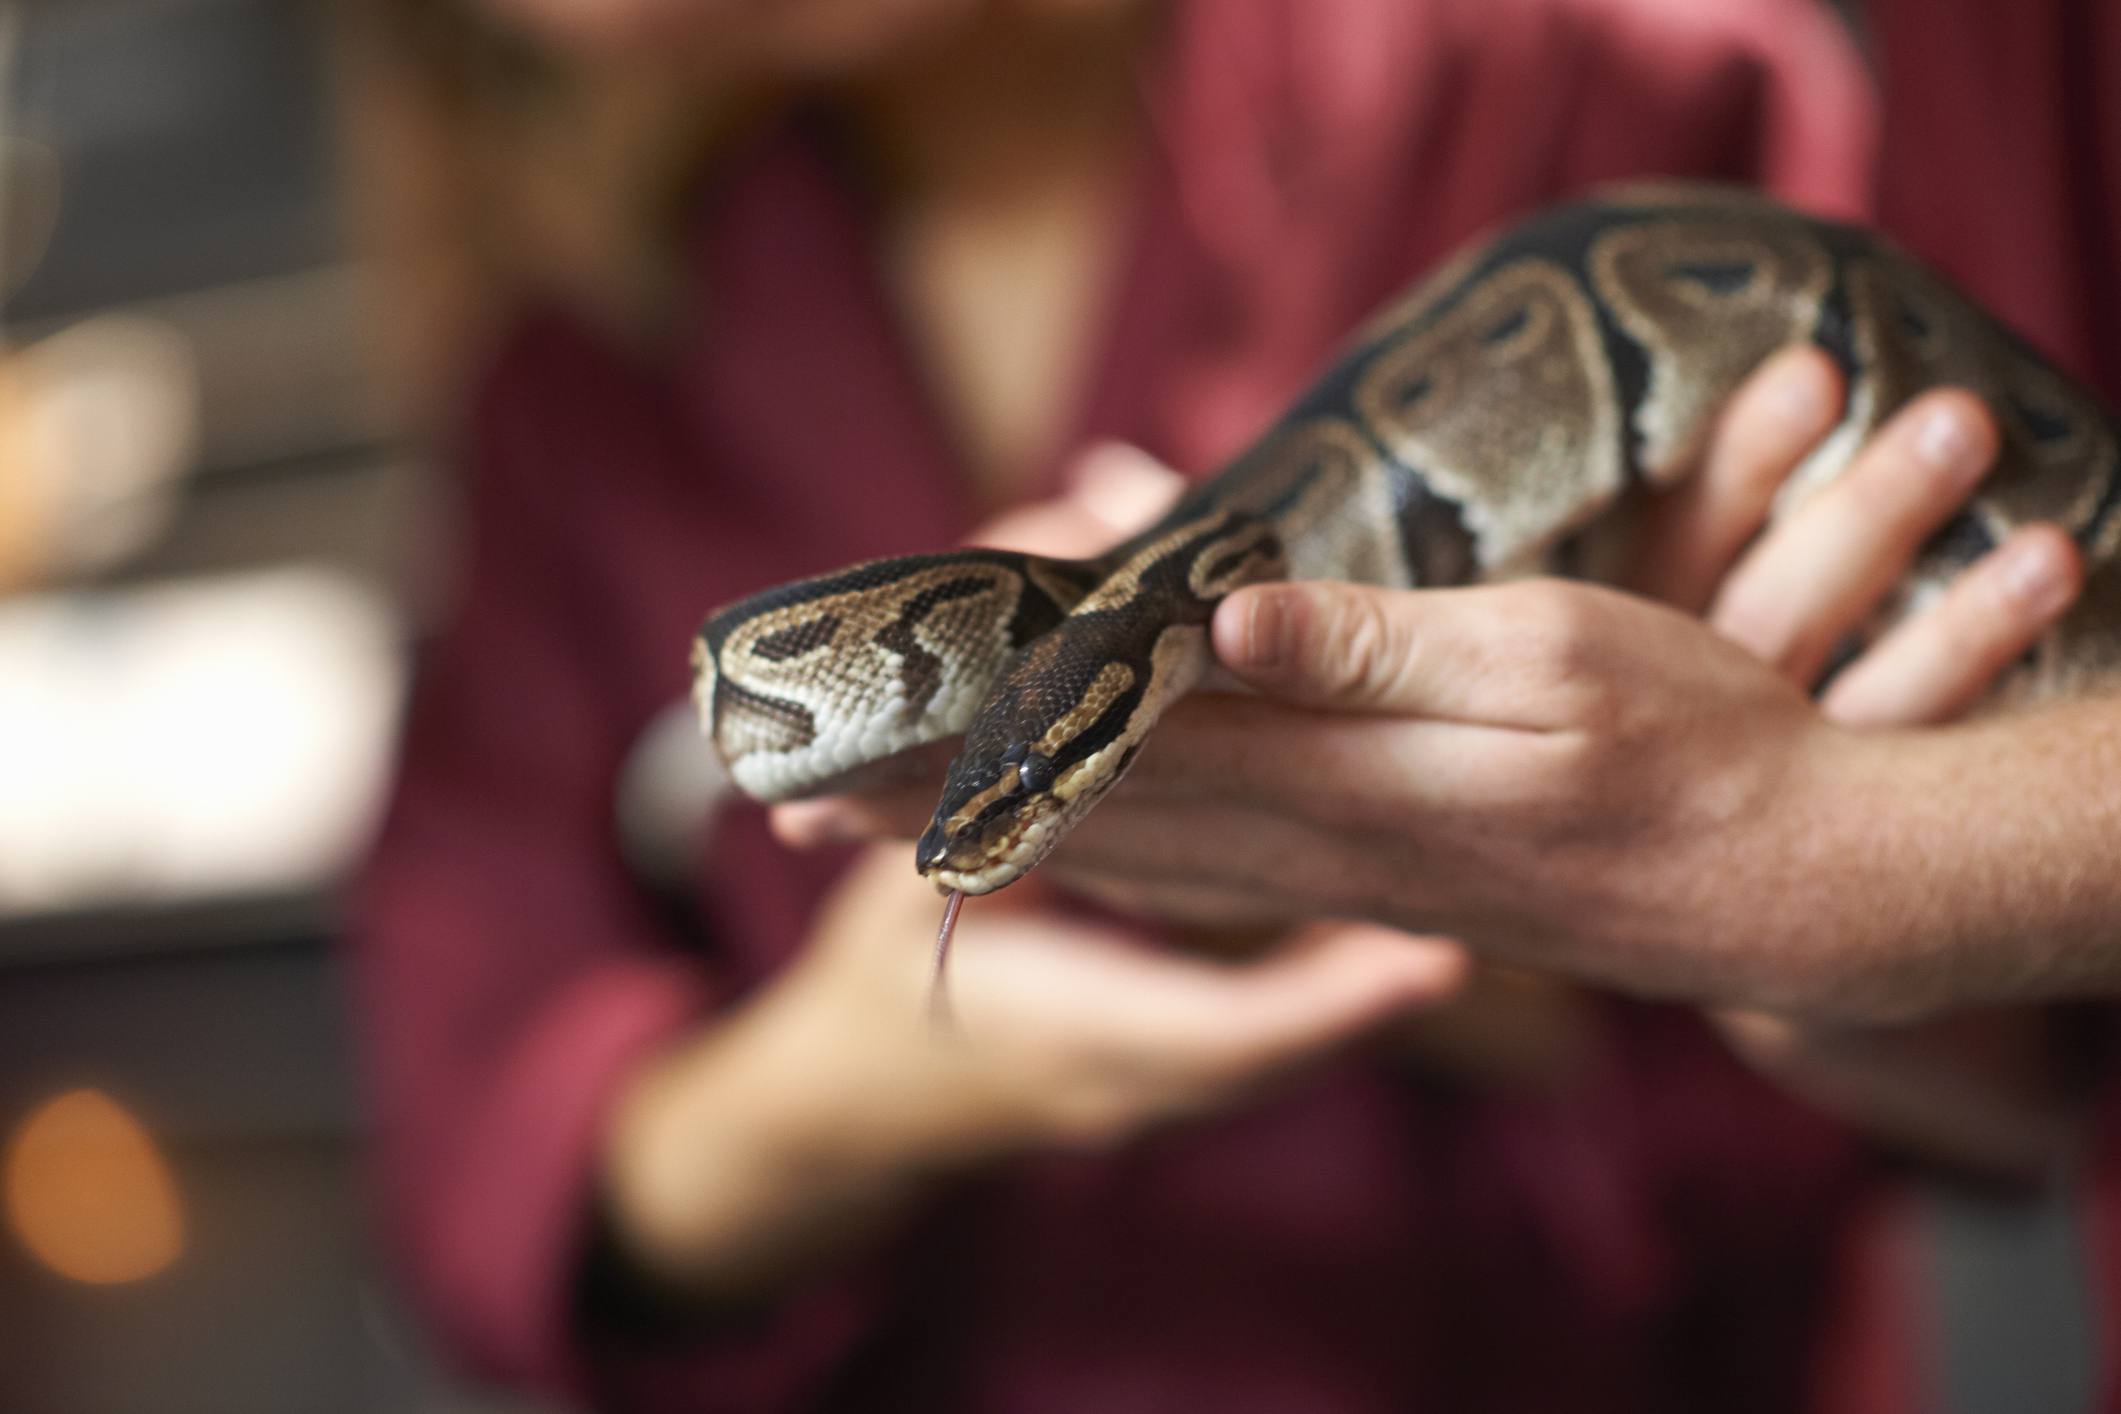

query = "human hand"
[
  {"left": 1628, "top": 344, "right": 2083, "bottom": 711},
  {"left": 775, "top": 357, "right": 2089, "bottom": 1022},
  {"left": 603, "top": 844, "right": 1464, "bottom": 1294},
  {"left": 1071, "top": 356, "right": 2081, "bottom": 1014},
  {"left": 782, "top": 569, "right": 1856, "bottom": 996},
  {"left": 1628, "top": 348, "right": 2088, "bottom": 1170}
]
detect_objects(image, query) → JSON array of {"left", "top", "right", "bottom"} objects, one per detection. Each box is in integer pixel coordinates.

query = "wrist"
[
  {"left": 1744, "top": 720, "right": 1966, "bottom": 1021},
  {"left": 1868, "top": 703, "right": 2121, "bottom": 1010},
  {"left": 1756, "top": 707, "right": 2117, "bottom": 1024},
  {"left": 598, "top": 977, "right": 942, "bottom": 1297}
]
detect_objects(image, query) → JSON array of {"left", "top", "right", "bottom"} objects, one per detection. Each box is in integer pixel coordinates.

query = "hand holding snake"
[
  {"left": 775, "top": 354, "right": 2093, "bottom": 1025},
  {"left": 621, "top": 339, "right": 2084, "bottom": 1298},
  {"left": 704, "top": 187, "right": 2121, "bottom": 1021}
]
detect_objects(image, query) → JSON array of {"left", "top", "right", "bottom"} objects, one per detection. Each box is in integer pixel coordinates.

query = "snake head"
[
  {"left": 916, "top": 511, "right": 1284, "bottom": 894},
  {"left": 913, "top": 655, "right": 1134, "bottom": 895}
]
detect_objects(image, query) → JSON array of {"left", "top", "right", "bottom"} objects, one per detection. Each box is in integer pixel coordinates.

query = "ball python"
[{"left": 694, "top": 182, "right": 2121, "bottom": 904}]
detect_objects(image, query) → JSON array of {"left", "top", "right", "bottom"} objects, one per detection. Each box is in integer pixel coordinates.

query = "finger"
[
  {"left": 1710, "top": 389, "right": 2001, "bottom": 683},
  {"left": 1211, "top": 579, "right": 1633, "bottom": 729},
  {"left": 1629, "top": 346, "right": 1845, "bottom": 610},
  {"left": 1068, "top": 441, "right": 1186, "bottom": 536},
  {"left": 1130, "top": 925, "right": 1471, "bottom": 1088},
  {"left": 1117, "top": 692, "right": 1561, "bottom": 828},
  {"left": 1048, "top": 790, "right": 1390, "bottom": 910},
  {"left": 972, "top": 443, "right": 1186, "bottom": 556},
  {"left": 973, "top": 497, "right": 1128, "bottom": 558},
  {"left": 767, "top": 739, "right": 960, "bottom": 847},
  {"left": 773, "top": 786, "right": 934, "bottom": 848},
  {"left": 1045, "top": 865, "right": 1307, "bottom": 932},
  {"left": 780, "top": 698, "right": 1535, "bottom": 854},
  {"left": 1820, "top": 524, "right": 2084, "bottom": 727}
]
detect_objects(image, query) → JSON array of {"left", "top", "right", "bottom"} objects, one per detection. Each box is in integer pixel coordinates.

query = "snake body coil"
[{"left": 695, "top": 184, "right": 2121, "bottom": 894}]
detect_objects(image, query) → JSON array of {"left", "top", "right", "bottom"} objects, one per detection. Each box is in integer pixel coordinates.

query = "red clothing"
[
  {"left": 1868, "top": 0, "right": 2121, "bottom": 404},
  {"left": 1858, "top": 2, "right": 2121, "bottom": 1407},
  {"left": 355, "top": 1, "right": 1884, "bottom": 1409}
]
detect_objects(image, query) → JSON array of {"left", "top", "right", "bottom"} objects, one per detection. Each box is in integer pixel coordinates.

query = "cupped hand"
[
  {"left": 778, "top": 849, "right": 1465, "bottom": 1155},
  {"left": 604, "top": 842, "right": 1464, "bottom": 1293}
]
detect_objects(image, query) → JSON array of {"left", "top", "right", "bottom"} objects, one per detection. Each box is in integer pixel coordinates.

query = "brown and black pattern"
[
  {"left": 1590, "top": 218, "right": 1835, "bottom": 479},
  {"left": 696, "top": 549, "right": 1097, "bottom": 799},
  {"left": 914, "top": 512, "right": 1284, "bottom": 889},
  {"left": 698, "top": 183, "right": 2121, "bottom": 892}
]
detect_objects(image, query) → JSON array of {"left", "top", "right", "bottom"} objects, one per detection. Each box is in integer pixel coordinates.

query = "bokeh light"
[{"left": 4, "top": 1089, "right": 184, "bottom": 1285}]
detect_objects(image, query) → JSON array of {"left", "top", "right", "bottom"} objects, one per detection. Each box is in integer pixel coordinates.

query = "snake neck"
[{"left": 917, "top": 510, "right": 1285, "bottom": 892}]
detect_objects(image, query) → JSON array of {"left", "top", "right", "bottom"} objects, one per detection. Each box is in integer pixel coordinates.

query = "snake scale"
[{"left": 694, "top": 183, "right": 2121, "bottom": 899}]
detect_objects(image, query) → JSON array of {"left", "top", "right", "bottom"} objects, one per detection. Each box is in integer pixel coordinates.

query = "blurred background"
[
  {"left": 0, "top": 2, "right": 2100, "bottom": 1412},
  {"left": 0, "top": 1, "right": 546, "bottom": 1408}
]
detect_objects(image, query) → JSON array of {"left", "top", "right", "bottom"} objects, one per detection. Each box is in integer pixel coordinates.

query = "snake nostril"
[{"left": 916, "top": 822, "right": 952, "bottom": 872}]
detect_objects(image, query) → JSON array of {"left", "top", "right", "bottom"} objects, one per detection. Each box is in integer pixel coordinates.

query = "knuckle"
[
  {"left": 1326, "top": 588, "right": 1415, "bottom": 704},
  {"left": 1508, "top": 582, "right": 1615, "bottom": 703},
  {"left": 1511, "top": 580, "right": 1593, "bottom": 652},
  {"left": 1712, "top": 581, "right": 1817, "bottom": 677},
  {"left": 1711, "top": 593, "right": 1784, "bottom": 663}
]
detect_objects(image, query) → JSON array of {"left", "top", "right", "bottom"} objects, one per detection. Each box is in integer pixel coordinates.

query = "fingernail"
[
  {"left": 2000, "top": 540, "right": 2072, "bottom": 614},
  {"left": 1238, "top": 590, "right": 1290, "bottom": 671},
  {"left": 1914, "top": 403, "right": 1981, "bottom": 478},
  {"left": 1769, "top": 354, "right": 1830, "bottom": 426}
]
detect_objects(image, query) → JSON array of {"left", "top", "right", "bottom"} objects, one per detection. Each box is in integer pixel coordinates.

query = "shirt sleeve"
[{"left": 349, "top": 314, "right": 880, "bottom": 1405}]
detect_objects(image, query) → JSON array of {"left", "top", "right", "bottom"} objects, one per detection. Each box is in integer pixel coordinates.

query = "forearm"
[
  {"left": 596, "top": 858, "right": 1469, "bottom": 1302},
  {"left": 1814, "top": 694, "right": 2121, "bottom": 1020}
]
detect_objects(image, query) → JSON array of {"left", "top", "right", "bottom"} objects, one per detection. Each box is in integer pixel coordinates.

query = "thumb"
[
  {"left": 1211, "top": 580, "right": 1439, "bottom": 712},
  {"left": 1213, "top": 579, "right": 1635, "bottom": 729}
]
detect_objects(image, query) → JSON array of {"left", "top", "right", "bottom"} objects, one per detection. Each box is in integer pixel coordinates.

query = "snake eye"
[{"left": 1017, "top": 752, "right": 1056, "bottom": 794}]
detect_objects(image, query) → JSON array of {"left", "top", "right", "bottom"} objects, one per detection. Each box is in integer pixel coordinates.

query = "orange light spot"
[{"left": 4, "top": 1089, "right": 184, "bottom": 1284}]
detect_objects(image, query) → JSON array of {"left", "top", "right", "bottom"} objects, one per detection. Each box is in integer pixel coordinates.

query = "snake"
[{"left": 693, "top": 182, "right": 2121, "bottom": 903}]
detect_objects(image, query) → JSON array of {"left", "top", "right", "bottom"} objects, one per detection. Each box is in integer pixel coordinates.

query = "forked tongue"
[{"left": 928, "top": 890, "right": 966, "bottom": 1027}]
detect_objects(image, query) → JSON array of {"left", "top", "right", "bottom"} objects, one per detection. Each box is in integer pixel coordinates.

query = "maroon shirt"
[
  {"left": 1860, "top": 3, "right": 2121, "bottom": 1406},
  {"left": 353, "top": 2, "right": 1888, "bottom": 1408}
]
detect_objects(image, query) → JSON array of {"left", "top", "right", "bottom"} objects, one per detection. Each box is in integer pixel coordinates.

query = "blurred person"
[
  {"left": 783, "top": 0, "right": 2121, "bottom": 1401},
  {"left": 346, "top": 2, "right": 2075, "bottom": 1410}
]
